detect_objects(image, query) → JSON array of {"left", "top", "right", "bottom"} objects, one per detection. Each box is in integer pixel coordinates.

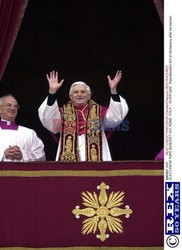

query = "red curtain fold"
[
  {"left": 153, "top": 0, "right": 164, "bottom": 25},
  {"left": 0, "top": 0, "right": 29, "bottom": 81}
]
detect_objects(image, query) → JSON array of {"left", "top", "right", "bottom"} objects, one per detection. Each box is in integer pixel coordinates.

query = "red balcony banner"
[{"left": 0, "top": 161, "right": 164, "bottom": 249}]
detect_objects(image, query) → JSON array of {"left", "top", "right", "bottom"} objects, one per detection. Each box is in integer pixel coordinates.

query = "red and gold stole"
[{"left": 59, "top": 100, "right": 103, "bottom": 161}]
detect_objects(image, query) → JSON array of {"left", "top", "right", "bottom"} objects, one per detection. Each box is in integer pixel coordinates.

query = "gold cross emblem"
[{"left": 72, "top": 182, "right": 133, "bottom": 241}]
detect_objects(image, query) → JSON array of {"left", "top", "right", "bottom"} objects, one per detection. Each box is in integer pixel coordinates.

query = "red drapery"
[
  {"left": 153, "top": 0, "right": 164, "bottom": 25},
  {"left": 0, "top": 0, "right": 29, "bottom": 81},
  {"left": 0, "top": 161, "right": 164, "bottom": 248}
]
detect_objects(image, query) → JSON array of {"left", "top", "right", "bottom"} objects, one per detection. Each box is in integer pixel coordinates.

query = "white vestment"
[
  {"left": 38, "top": 96, "right": 128, "bottom": 161},
  {"left": 0, "top": 125, "right": 46, "bottom": 162}
]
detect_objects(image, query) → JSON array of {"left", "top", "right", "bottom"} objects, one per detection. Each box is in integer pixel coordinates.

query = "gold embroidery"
[
  {"left": 65, "top": 135, "right": 73, "bottom": 153},
  {"left": 59, "top": 100, "right": 103, "bottom": 161},
  {"left": 87, "top": 101, "right": 102, "bottom": 161},
  {"left": 59, "top": 102, "right": 78, "bottom": 161},
  {"left": 64, "top": 103, "right": 75, "bottom": 122},
  {"left": 72, "top": 182, "right": 133, "bottom": 241},
  {"left": 90, "top": 104, "right": 97, "bottom": 119},
  {"left": 0, "top": 169, "right": 164, "bottom": 177},
  {"left": 90, "top": 144, "right": 98, "bottom": 161},
  {"left": 60, "top": 135, "right": 78, "bottom": 161}
]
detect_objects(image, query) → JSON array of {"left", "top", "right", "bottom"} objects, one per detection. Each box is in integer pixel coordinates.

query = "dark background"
[{"left": 0, "top": 0, "right": 163, "bottom": 160}]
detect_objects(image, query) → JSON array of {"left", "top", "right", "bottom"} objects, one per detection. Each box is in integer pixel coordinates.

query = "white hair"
[
  {"left": 0, "top": 94, "right": 16, "bottom": 106},
  {"left": 69, "top": 81, "right": 91, "bottom": 95}
]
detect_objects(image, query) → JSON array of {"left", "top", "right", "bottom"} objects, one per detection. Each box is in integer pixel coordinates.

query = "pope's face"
[
  {"left": 0, "top": 96, "right": 19, "bottom": 121},
  {"left": 69, "top": 84, "right": 91, "bottom": 108}
]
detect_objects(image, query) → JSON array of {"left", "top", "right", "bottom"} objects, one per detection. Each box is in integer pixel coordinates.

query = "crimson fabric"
[
  {"left": 153, "top": 0, "right": 164, "bottom": 25},
  {"left": 0, "top": 0, "right": 29, "bottom": 81},
  {"left": 155, "top": 148, "right": 164, "bottom": 160},
  {"left": 0, "top": 161, "right": 163, "bottom": 248}
]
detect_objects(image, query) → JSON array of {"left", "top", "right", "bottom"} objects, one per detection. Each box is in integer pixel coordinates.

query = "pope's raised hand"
[
  {"left": 107, "top": 70, "right": 122, "bottom": 94},
  {"left": 46, "top": 71, "right": 64, "bottom": 94}
]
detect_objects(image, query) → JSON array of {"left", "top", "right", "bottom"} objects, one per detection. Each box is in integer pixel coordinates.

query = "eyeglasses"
[{"left": 0, "top": 103, "right": 20, "bottom": 110}]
